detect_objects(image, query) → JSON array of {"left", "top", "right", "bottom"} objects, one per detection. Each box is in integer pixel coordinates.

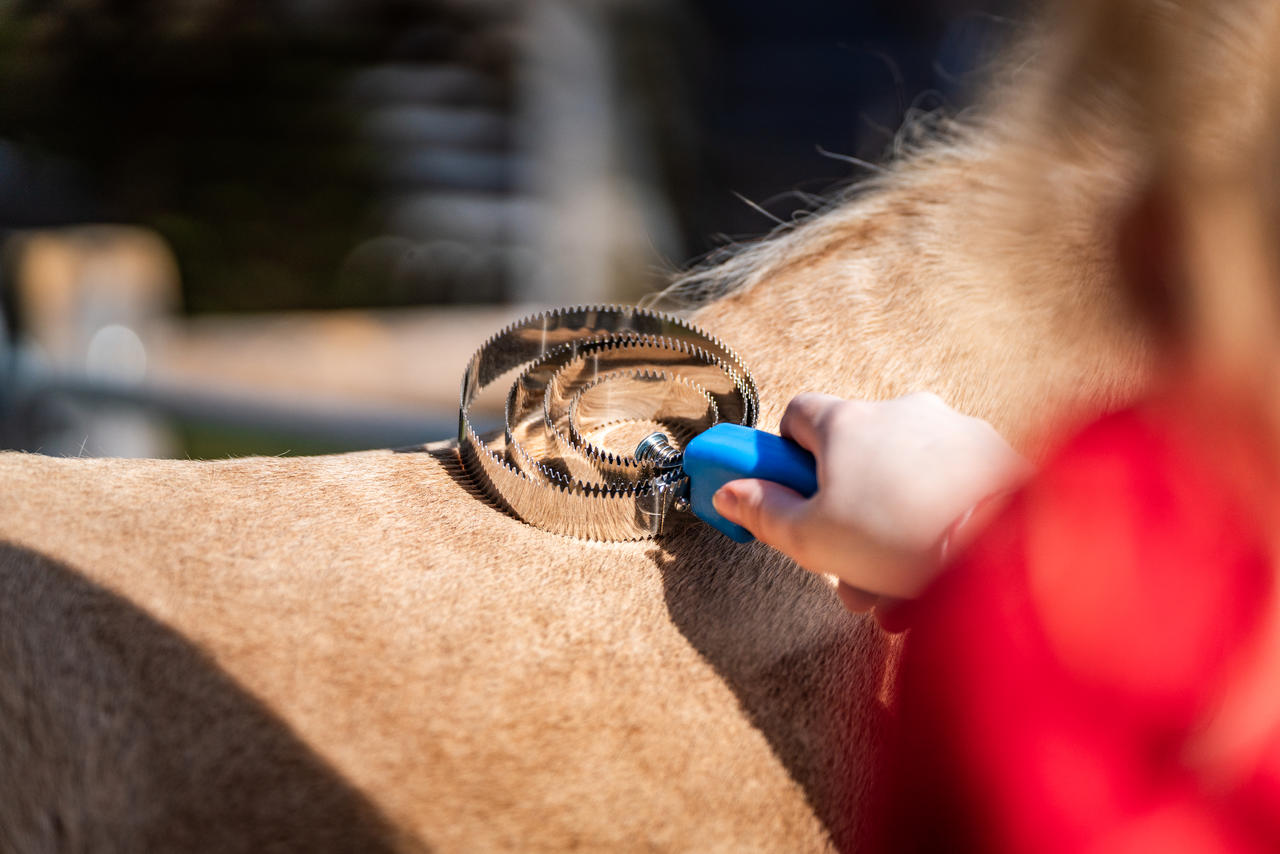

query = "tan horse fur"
[{"left": 4, "top": 2, "right": 1277, "bottom": 850}]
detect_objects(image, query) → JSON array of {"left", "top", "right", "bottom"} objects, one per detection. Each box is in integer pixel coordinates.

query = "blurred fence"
[
  {"left": 0, "top": 0, "right": 1008, "bottom": 458},
  {"left": 0, "top": 0, "right": 685, "bottom": 456},
  {"left": 2, "top": 225, "right": 520, "bottom": 456}
]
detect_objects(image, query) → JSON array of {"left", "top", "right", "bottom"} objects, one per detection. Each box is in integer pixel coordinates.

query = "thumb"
[{"left": 713, "top": 478, "right": 810, "bottom": 559}]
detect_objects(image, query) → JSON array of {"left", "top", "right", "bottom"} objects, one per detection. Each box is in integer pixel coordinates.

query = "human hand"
[{"left": 712, "top": 392, "right": 1031, "bottom": 617}]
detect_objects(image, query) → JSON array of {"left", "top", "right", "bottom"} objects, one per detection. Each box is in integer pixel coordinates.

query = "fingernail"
[{"left": 713, "top": 486, "right": 738, "bottom": 519}]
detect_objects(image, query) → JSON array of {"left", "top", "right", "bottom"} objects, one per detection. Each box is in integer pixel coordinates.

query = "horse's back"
[{"left": 1, "top": 448, "right": 873, "bottom": 851}]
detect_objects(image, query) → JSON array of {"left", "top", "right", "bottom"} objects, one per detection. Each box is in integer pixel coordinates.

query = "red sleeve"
[{"left": 876, "top": 409, "right": 1275, "bottom": 854}]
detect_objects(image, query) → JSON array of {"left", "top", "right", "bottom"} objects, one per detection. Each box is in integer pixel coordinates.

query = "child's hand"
[{"left": 712, "top": 392, "right": 1030, "bottom": 613}]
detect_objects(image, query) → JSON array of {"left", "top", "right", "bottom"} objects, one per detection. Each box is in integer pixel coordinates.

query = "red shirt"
[{"left": 879, "top": 404, "right": 1280, "bottom": 853}]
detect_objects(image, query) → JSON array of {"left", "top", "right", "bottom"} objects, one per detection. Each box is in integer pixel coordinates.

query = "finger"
[
  {"left": 835, "top": 580, "right": 879, "bottom": 614},
  {"left": 779, "top": 392, "right": 844, "bottom": 452},
  {"left": 713, "top": 478, "right": 809, "bottom": 561}
]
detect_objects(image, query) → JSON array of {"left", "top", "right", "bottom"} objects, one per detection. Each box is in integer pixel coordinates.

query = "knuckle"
[
  {"left": 773, "top": 527, "right": 809, "bottom": 567},
  {"left": 778, "top": 407, "right": 799, "bottom": 435},
  {"left": 733, "top": 482, "right": 773, "bottom": 538},
  {"left": 784, "top": 393, "right": 821, "bottom": 424},
  {"left": 775, "top": 506, "right": 817, "bottom": 566},
  {"left": 745, "top": 489, "right": 804, "bottom": 559},
  {"left": 824, "top": 400, "right": 864, "bottom": 434},
  {"left": 962, "top": 413, "right": 1002, "bottom": 443},
  {"left": 790, "top": 391, "right": 823, "bottom": 408},
  {"left": 736, "top": 483, "right": 764, "bottom": 521},
  {"left": 906, "top": 390, "right": 945, "bottom": 408}
]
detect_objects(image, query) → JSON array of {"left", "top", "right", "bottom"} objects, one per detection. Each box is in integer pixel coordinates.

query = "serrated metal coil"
[{"left": 457, "top": 305, "right": 759, "bottom": 541}]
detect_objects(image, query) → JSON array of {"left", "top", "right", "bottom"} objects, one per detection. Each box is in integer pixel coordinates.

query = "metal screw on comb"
[
  {"left": 635, "top": 432, "right": 692, "bottom": 513},
  {"left": 634, "top": 432, "right": 683, "bottom": 471}
]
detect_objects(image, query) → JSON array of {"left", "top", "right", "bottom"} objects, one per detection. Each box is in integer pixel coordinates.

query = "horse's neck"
[{"left": 686, "top": 140, "right": 1149, "bottom": 450}]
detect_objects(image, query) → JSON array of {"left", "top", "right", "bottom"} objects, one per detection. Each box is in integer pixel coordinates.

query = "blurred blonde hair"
[
  {"left": 1058, "top": 0, "right": 1280, "bottom": 785},
  {"left": 1173, "top": 45, "right": 1280, "bottom": 793},
  {"left": 938, "top": 0, "right": 1280, "bottom": 783}
]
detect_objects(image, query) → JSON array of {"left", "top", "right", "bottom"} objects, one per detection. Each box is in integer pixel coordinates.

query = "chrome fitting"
[{"left": 635, "top": 432, "right": 683, "bottom": 471}]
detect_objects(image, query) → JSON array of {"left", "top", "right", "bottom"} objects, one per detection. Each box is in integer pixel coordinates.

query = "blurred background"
[{"left": 0, "top": 0, "right": 1014, "bottom": 458}]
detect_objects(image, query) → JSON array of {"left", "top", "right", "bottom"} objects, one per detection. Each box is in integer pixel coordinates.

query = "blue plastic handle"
[{"left": 682, "top": 423, "right": 818, "bottom": 542}]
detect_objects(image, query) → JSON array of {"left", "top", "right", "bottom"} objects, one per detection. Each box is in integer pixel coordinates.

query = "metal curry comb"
[{"left": 458, "top": 305, "right": 817, "bottom": 542}]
